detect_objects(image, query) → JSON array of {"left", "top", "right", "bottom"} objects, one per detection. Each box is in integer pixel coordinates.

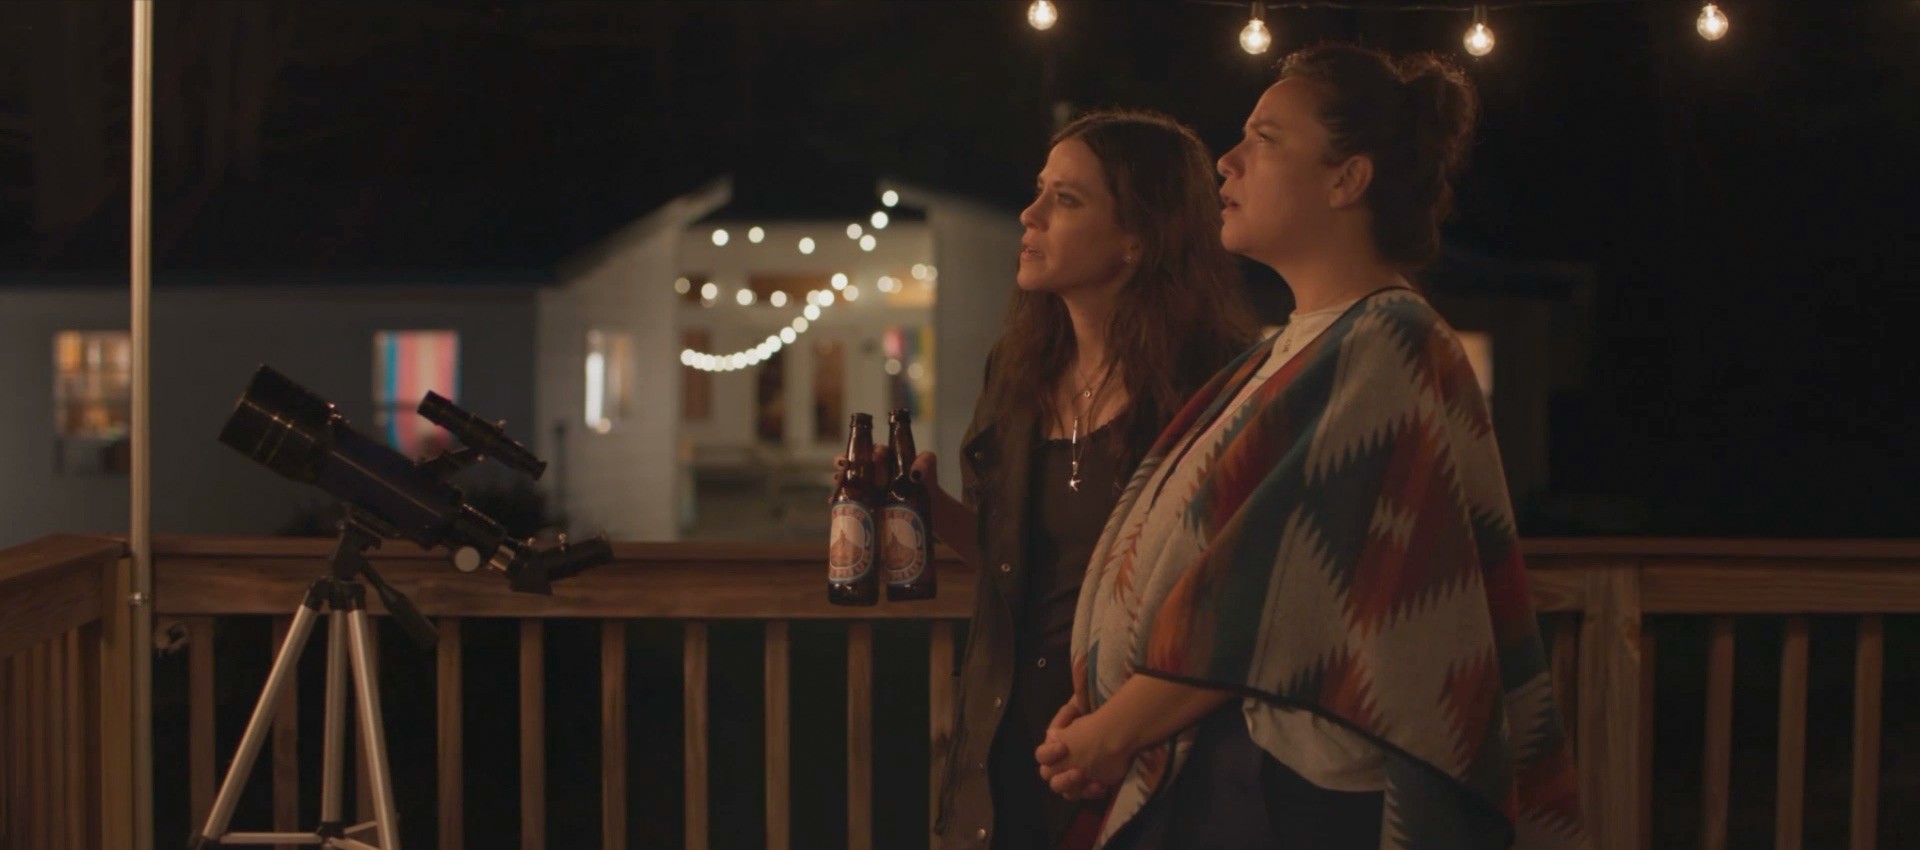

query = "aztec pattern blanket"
[{"left": 1071, "top": 289, "right": 1586, "bottom": 849}]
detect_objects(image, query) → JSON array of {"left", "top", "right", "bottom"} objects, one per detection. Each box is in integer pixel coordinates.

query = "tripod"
[{"left": 190, "top": 520, "right": 437, "bottom": 850}]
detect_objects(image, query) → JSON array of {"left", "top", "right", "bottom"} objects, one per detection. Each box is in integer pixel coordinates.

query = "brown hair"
[
  {"left": 978, "top": 109, "right": 1258, "bottom": 474},
  {"left": 1280, "top": 43, "right": 1479, "bottom": 268}
]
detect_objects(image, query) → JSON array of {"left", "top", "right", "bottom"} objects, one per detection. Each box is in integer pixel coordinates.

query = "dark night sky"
[{"left": 2, "top": 0, "right": 1915, "bottom": 535}]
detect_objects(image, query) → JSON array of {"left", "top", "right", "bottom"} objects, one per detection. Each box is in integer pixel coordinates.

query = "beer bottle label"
[
  {"left": 881, "top": 505, "right": 928, "bottom": 585},
  {"left": 828, "top": 499, "right": 875, "bottom": 584}
]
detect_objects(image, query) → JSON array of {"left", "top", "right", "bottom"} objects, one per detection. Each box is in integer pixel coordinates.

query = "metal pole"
[{"left": 129, "top": 2, "right": 155, "bottom": 848}]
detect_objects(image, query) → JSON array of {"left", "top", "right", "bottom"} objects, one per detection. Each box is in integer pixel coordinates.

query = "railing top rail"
[
  {"left": 1523, "top": 537, "right": 1920, "bottom": 560},
  {"left": 0, "top": 533, "right": 126, "bottom": 592}
]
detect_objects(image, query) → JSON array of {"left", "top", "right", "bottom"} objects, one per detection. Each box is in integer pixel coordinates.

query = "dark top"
[{"left": 986, "top": 421, "right": 1126, "bottom": 850}]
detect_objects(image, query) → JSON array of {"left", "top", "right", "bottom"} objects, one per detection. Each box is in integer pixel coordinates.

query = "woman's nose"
[
  {"left": 1217, "top": 148, "right": 1240, "bottom": 178},
  {"left": 1019, "top": 198, "right": 1045, "bottom": 230}
]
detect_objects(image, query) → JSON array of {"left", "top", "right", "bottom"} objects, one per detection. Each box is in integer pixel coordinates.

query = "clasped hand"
[{"left": 1034, "top": 696, "right": 1130, "bottom": 801}]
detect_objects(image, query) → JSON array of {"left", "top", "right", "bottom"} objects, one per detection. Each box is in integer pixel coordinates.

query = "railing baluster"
[
  {"left": 66, "top": 630, "right": 87, "bottom": 850},
  {"left": 29, "top": 643, "right": 45, "bottom": 850},
  {"left": 1701, "top": 617, "right": 1735, "bottom": 850},
  {"left": 1851, "top": 615, "right": 1883, "bottom": 850},
  {"left": 1578, "top": 561, "right": 1643, "bottom": 850},
  {"left": 1550, "top": 614, "right": 1578, "bottom": 748},
  {"left": 271, "top": 616, "right": 300, "bottom": 850},
  {"left": 188, "top": 617, "right": 216, "bottom": 830},
  {"left": 81, "top": 621, "right": 104, "bottom": 850},
  {"left": 847, "top": 622, "right": 873, "bottom": 850},
  {"left": 684, "top": 621, "right": 710, "bottom": 850},
  {"left": 2, "top": 652, "right": 12, "bottom": 843},
  {"left": 437, "top": 617, "right": 463, "bottom": 850},
  {"left": 1776, "top": 616, "right": 1809, "bottom": 850},
  {"left": 928, "top": 621, "right": 956, "bottom": 850},
  {"left": 520, "top": 619, "right": 546, "bottom": 850},
  {"left": 602, "top": 619, "right": 628, "bottom": 850},
  {"left": 765, "top": 620, "right": 791, "bottom": 850},
  {"left": 49, "top": 633, "right": 68, "bottom": 848}
]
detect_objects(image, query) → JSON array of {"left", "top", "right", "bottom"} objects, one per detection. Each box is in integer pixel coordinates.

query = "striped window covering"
[{"left": 373, "top": 330, "right": 459, "bottom": 457}]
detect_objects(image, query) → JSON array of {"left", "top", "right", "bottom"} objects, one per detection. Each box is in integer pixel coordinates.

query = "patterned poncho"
[{"left": 1071, "top": 289, "right": 1586, "bottom": 849}]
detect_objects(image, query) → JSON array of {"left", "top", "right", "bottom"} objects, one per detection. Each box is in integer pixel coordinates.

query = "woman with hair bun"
[{"left": 1034, "top": 44, "right": 1588, "bottom": 850}]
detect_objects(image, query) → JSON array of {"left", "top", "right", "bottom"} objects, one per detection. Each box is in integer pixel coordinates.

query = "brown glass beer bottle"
[
  {"left": 881, "top": 409, "right": 936, "bottom": 601},
  {"left": 828, "top": 413, "right": 881, "bottom": 606}
]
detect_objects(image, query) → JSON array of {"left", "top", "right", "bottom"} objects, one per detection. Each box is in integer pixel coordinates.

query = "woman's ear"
[{"left": 1328, "top": 154, "right": 1374, "bottom": 210}]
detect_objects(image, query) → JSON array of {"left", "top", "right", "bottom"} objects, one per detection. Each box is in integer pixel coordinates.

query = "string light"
[
  {"left": 844, "top": 285, "right": 860, "bottom": 301},
  {"left": 1028, "top": 0, "right": 1058, "bottom": 31},
  {"left": 674, "top": 277, "right": 691, "bottom": 295},
  {"left": 831, "top": 273, "right": 849, "bottom": 290},
  {"left": 735, "top": 289, "right": 755, "bottom": 306},
  {"left": 847, "top": 223, "right": 864, "bottom": 239},
  {"left": 870, "top": 211, "right": 890, "bottom": 229},
  {"left": 770, "top": 291, "right": 788, "bottom": 307},
  {"left": 680, "top": 291, "right": 849, "bottom": 372},
  {"left": 881, "top": 190, "right": 899, "bottom": 207},
  {"left": 747, "top": 226, "right": 765, "bottom": 243},
  {"left": 1464, "top": 6, "right": 1495, "bottom": 56},
  {"left": 798, "top": 237, "right": 815, "bottom": 255},
  {"left": 859, "top": 234, "right": 877, "bottom": 252},
  {"left": 1696, "top": 3, "right": 1728, "bottom": 41},
  {"left": 1240, "top": 3, "right": 1272, "bottom": 55},
  {"left": 711, "top": 228, "right": 729, "bottom": 246},
  {"left": 700, "top": 282, "right": 719, "bottom": 300}
]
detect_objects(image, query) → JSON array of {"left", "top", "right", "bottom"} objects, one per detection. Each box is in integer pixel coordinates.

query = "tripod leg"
[
  {"left": 320, "top": 609, "right": 350, "bottom": 833},
  {"left": 346, "top": 609, "right": 401, "bottom": 849},
  {"left": 193, "top": 600, "right": 323, "bottom": 842}
]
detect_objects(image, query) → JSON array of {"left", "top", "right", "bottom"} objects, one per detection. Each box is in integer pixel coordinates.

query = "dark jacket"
[{"left": 932, "top": 390, "right": 1037, "bottom": 850}]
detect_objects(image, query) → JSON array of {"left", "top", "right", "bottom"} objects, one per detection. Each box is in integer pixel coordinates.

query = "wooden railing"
[
  {"left": 4, "top": 534, "right": 1916, "bottom": 849},
  {"left": 0, "top": 534, "right": 137, "bottom": 850}
]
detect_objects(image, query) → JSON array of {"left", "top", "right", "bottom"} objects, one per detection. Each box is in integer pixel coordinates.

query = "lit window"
[
  {"left": 585, "top": 330, "right": 634, "bottom": 434},
  {"left": 373, "top": 331, "right": 459, "bottom": 457},
  {"left": 52, "top": 331, "right": 131, "bottom": 474}
]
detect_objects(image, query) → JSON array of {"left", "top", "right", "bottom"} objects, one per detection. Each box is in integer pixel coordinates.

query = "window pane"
[
  {"left": 373, "top": 330, "right": 459, "bottom": 456},
  {"left": 52, "top": 331, "right": 131, "bottom": 440},
  {"left": 812, "top": 338, "right": 845, "bottom": 442},
  {"left": 587, "top": 330, "right": 635, "bottom": 433},
  {"left": 755, "top": 346, "right": 785, "bottom": 444},
  {"left": 682, "top": 329, "right": 712, "bottom": 421}
]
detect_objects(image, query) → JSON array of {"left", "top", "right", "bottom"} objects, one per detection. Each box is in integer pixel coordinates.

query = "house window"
[
  {"left": 812, "top": 339, "right": 846, "bottom": 442},
  {"left": 682, "top": 329, "right": 713, "bottom": 421},
  {"left": 373, "top": 330, "right": 459, "bottom": 457},
  {"left": 585, "top": 330, "right": 633, "bottom": 434},
  {"left": 1457, "top": 331, "right": 1494, "bottom": 398},
  {"left": 755, "top": 346, "right": 786, "bottom": 444},
  {"left": 53, "top": 331, "right": 132, "bottom": 474},
  {"left": 883, "top": 325, "right": 934, "bottom": 423}
]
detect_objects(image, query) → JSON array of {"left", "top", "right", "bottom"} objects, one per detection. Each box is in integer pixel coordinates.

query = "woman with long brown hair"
[{"left": 843, "top": 109, "right": 1257, "bottom": 850}]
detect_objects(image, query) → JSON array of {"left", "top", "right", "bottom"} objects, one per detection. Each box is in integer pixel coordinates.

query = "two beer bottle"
[{"left": 828, "top": 409, "right": 935, "bottom": 606}]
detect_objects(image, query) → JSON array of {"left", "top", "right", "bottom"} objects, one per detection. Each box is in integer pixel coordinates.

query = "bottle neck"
[
  {"left": 890, "top": 425, "right": 916, "bottom": 469},
  {"left": 847, "top": 427, "right": 873, "bottom": 481}
]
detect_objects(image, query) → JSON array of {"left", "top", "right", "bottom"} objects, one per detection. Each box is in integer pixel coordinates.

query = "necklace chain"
[{"left": 1066, "top": 360, "right": 1113, "bottom": 493}]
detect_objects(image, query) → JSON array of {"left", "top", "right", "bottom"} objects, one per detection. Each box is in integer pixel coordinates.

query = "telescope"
[
  {"left": 220, "top": 364, "right": 607, "bottom": 614},
  {"left": 197, "top": 364, "right": 611, "bottom": 850}
]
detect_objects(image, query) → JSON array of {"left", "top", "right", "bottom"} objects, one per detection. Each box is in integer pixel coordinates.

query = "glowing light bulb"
[
  {"left": 735, "top": 289, "right": 755, "bottom": 306},
  {"left": 831, "top": 273, "right": 849, "bottom": 290},
  {"left": 881, "top": 190, "right": 899, "bottom": 207},
  {"left": 804, "top": 304, "right": 822, "bottom": 321},
  {"left": 711, "top": 228, "right": 729, "bottom": 246},
  {"left": 885, "top": 359, "right": 902, "bottom": 376},
  {"left": 859, "top": 235, "right": 877, "bottom": 252},
  {"left": 747, "top": 226, "right": 765, "bottom": 243},
  {"left": 844, "top": 285, "right": 860, "bottom": 302},
  {"left": 798, "top": 237, "right": 815, "bottom": 255},
  {"left": 700, "top": 282, "right": 719, "bottom": 300},
  {"left": 770, "top": 291, "right": 788, "bottom": 308},
  {"left": 1027, "top": 0, "right": 1058, "bottom": 31},
  {"left": 1463, "top": 22, "right": 1495, "bottom": 57},
  {"left": 870, "top": 211, "right": 889, "bottom": 230},
  {"left": 910, "top": 264, "right": 929, "bottom": 280},
  {"left": 793, "top": 317, "right": 810, "bottom": 333},
  {"left": 780, "top": 328, "right": 797, "bottom": 344},
  {"left": 1239, "top": 17, "right": 1271, "bottom": 55},
  {"left": 680, "top": 350, "right": 695, "bottom": 366},
  {"left": 847, "top": 223, "right": 863, "bottom": 239},
  {"left": 1696, "top": 3, "right": 1728, "bottom": 41},
  {"left": 674, "top": 277, "right": 691, "bottom": 294},
  {"left": 820, "top": 290, "right": 836, "bottom": 306}
]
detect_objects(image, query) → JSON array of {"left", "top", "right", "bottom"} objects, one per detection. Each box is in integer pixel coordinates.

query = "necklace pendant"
[{"left": 1068, "top": 459, "right": 1081, "bottom": 492}]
